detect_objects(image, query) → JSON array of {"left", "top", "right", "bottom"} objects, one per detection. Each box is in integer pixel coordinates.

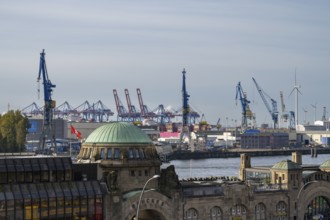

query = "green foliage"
[{"left": 0, "top": 110, "right": 29, "bottom": 152}]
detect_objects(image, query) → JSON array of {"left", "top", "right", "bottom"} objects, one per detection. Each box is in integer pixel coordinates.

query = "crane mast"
[
  {"left": 235, "top": 82, "right": 252, "bottom": 133},
  {"left": 180, "top": 68, "right": 191, "bottom": 149},
  {"left": 37, "top": 49, "right": 56, "bottom": 151},
  {"left": 252, "top": 77, "right": 279, "bottom": 129}
]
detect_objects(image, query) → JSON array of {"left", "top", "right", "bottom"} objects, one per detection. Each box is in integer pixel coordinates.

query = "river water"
[{"left": 161, "top": 153, "right": 330, "bottom": 180}]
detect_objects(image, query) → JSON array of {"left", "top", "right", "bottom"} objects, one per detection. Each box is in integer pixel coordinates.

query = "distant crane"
[
  {"left": 322, "top": 106, "right": 327, "bottom": 121},
  {"left": 180, "top": 68, "right": 191, "bottom": 148},
  {"left": 152, "top": 104, "right": 174, "bottom": 124},
  {"left": 88, "top": 100, "right": 114, "bottom": 122},
  {"left": 74, "top": 100, "right": 92, "bottom": 121},
  {"left": 280, "top": 91, "right": 289, "bottom": 122},
  {"left": 136, "top": 88, "right": 156, "bottom": 119},
  {"left": 21, "top": 102, "right": 43, "bottom": 117},
  {"left": 216, "top": 118, "right": 221, "bottom": 131},
  {"left": 280, "top": 91, "right": 295, "bottom": 129},
  {"left": 37, "top": 49, "right": 56, "bottom": 151},
  {"left": 113, "top": 89, "right": 130, "bottom": 121},
  {"left": 252, "top": 77, "right": 279, "bottom": 128},
  {"left": 54, "top": 101, "right": 77, "bottom": 118},
  {"left": 125, "top": 89, "right": 141, "bottom": 122},
  {"left": 235, "top": 82, "right": 253, "bottom": 133}
]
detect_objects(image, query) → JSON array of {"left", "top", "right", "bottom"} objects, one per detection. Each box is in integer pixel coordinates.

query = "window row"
[
  {"left": 130, "top": 169, "right": 149, "bottom": 177},
  {"left": 0, "top": 181, "right": 103, "bottom": 220},
  {"left": 0, "top": 169, "right": 72, "bottom": 184},
  {"left": 80, "top": 147, "right": 148, "bottom": 160},
  {"left": 184, "top": 201, "right": 288, "bottom": 220}
]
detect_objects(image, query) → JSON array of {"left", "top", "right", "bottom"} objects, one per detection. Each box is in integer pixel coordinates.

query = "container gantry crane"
[
  {"left": 37, "top": 49, "right": 56, "bottom": 151},
  {"left": 113, "top": 89, "right": 130, "bottom": 121},
  {"left": 125, "top": 89, "right": 141, "bottom": 122},
  {"left": 235, "top": 82, "right": 253, "bottom": 133},
  {"left": 152, "top": 104, "right": 174, "bottom": 124},
  {"left": 252, "top": 77, "right": 279, "bottom": 129},
  {"left": 136, "top": 88, "right": 157, "bottom": 119}
]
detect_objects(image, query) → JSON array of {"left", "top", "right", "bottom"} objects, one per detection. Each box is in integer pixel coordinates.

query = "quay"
[{"left": 168, "top": 147, "right": 330, "bottom": 160}]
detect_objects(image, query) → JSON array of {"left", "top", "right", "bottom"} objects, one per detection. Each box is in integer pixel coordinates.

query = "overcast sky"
[{"left": 1, "top": 0, "right": 330, "bottom": 127}]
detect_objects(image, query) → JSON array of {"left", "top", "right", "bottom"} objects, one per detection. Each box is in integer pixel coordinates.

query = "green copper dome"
[
  {"left": 84, "top": 122, "right": 152, "bottom": 145},
  {"left": 320, "top": 160, "right": 330, "bottom": 169},
  {"left": 272, "top": 160, "right": 302, "bottom": 170}
]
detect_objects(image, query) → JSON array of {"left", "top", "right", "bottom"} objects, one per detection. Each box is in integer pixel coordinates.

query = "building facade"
[{"left": 2, "top": 122, "right": 330, "bottom": 219}]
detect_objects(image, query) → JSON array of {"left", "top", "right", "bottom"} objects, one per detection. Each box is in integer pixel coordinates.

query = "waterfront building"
[
  {"left": 240, "top": 131, "right": 289, "bottom": 149},
  {"left": 1, "top": 122, "right": 330, "bottom": 219}
]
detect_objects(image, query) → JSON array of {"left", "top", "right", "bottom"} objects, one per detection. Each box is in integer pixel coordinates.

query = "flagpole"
[{"left": 70, "top": 122, "right": 72, "bottom": 157}]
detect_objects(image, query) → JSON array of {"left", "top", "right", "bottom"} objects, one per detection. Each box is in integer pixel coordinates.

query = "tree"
[{"left": 0, "top": 110, "right": 29, "bottom": 152}]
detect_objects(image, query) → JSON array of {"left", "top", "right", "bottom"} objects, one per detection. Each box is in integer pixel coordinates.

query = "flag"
[{"left": 70, "top": 125, "right": 82, "bottom": 139}]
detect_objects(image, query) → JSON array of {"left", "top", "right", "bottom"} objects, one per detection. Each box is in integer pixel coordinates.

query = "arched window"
[
  {"left": 275, "top": 201, "right": 287, "bottom": 220},
  {"left": 229, "top": 204, "right": 247, "bottom": 219},
  {"left": 210, "top": 206, "right": 222, "bottom": 220},
  {"left": 255, "top": 203, "right": 266, "bottom": 220},
  {"left": 100, "top": 148, "right": 105, "bottom": 159},
  {"left": 304, "top": 196, "right": 330, "bottom": 220},
  {"left": 185, "top": 208, "right": 198, "bottom": 220},
  {"left": 107, "top": 148, "right": 112, "bottom": 159}
]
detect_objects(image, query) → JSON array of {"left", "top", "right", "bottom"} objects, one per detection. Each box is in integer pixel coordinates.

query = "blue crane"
[
  {"left": 252, "top": 77, "right": 279, "bottom": 128},
  {"left": 182, "top": 68, "right": 190, "bottom": 127},
  {"left": 37, "top": 49, "right": 56, "bottom": 151},
  {"left": 235, "top": 82, "right": 253, "bottom": 132},
  {"left": 180, "top": 68, "right": 191, "bottom": 147}
]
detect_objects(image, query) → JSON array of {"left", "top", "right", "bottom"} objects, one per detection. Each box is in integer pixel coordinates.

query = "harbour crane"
[
  {"left": 280, "top": 91, "right": 289, "bottom": 122},
  {"left": 216, "top": 118, "right": 221, "bottom": 131},
  {"left": 180, "top": 68, "right": 192, "bottom": 148},
  {"left": 113, "top": 89, "right": 130, "bottom": 121},
  {"left": 252, "top": 77, "right": 279, "bottom": 129},
  {"left": 152, "top": 104, "right": 174, "bottom": 124},
  {"left": 235, "top": 82, "right": 253, "bottom": 133},
  {"left": 74, "top": 100, "right": 92, "bottom": 121},
  {"left": 279, "top": 91, "right": 295, "bottom": 129},
  {"left": 136, "top": 88, "right": 156, "bottom": 119},
  {"left": 21, "top": 102, "right": 43, "bottom": 117},
  {"left": 322, "top": 106, "right": 327, "bottom": 121},
  {"left": 54, "top": 101, "right": 77, "bottom": 118},
  {"left": 125, "top": 89, "right": 141, "bottom": 122},
  {"left": 182, "top": 68, "right": 190, "bottom": 127},
  {"left": 37, "top": 49, "right": 56, "bottom": 151}
]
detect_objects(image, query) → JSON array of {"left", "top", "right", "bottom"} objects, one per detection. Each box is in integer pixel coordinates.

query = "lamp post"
[
  {"left": 296, "top": 181, "right": 318, "bottom": 219},
  {"left": 136, "top": 175, "right": 160, "bottom": 220}
]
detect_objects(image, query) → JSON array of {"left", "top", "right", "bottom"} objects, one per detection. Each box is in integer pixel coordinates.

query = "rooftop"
[{"left": 84, "top": 122, "right": 152, "bottom": 145}]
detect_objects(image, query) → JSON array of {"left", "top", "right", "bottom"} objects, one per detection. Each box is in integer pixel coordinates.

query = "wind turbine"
[{"left": 289, "top": 71, "right": 302, "bottom": 129}]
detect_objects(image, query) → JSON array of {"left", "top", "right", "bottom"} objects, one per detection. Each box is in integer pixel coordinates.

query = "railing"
[{"left": 253, "top": 183, "right": 288, "bottom": 192}]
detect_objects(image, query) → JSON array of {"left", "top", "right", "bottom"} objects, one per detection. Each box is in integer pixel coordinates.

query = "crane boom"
[
  {"left": 125, "top": 89, "right": 140, "bottom": 121},
  {"left": 37, "top": 49, "right": 56, "bottom": 151},
  {"left": 252, "top": 77, "right": 278, "bottom": 128},
  {"left": 136, "top": 88, "right": 146, "bottom": 116},
  {"left": 113, "top": 89, "right": 129, "bottom": 121}
]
